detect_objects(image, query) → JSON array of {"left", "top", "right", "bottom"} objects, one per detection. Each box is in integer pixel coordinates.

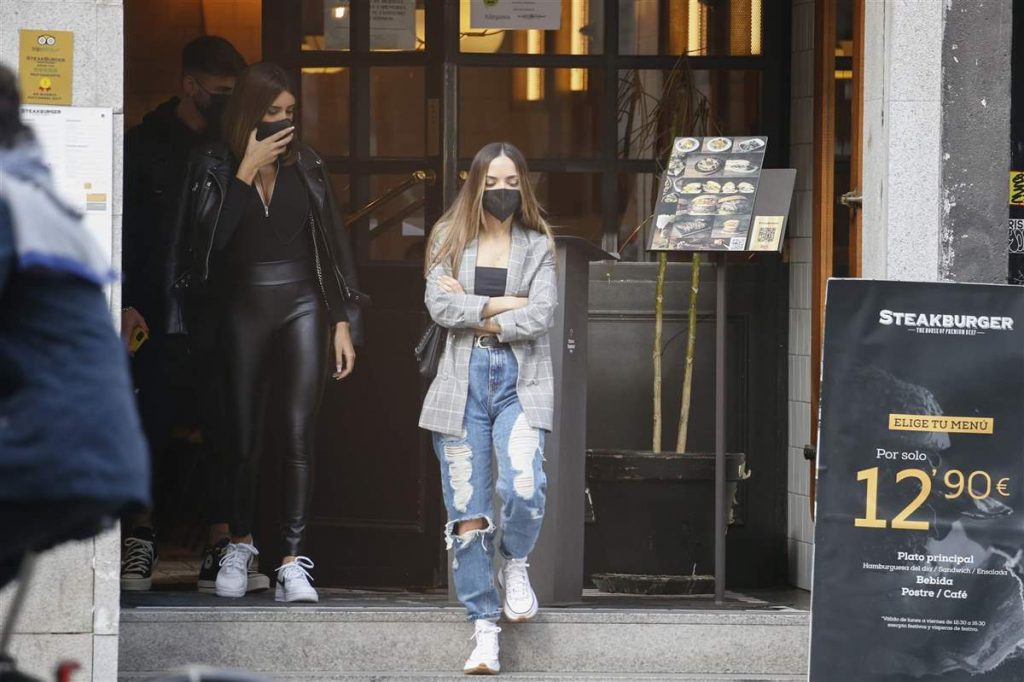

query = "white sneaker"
[
  {"left": 275, "top": 556, "right": 319, "bottom": 603},
  {"left": 498, "top": 557, "right": 538, "bottom": 622},
  {"left": 463, "top": 619, "right": 501, "bottom": 675},
  {"left": 214, "top": 542, "right": 258, "bottom": 598}
]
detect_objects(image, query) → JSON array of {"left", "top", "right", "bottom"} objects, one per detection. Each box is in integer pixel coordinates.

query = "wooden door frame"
[{"left": 810, "top": 0, "right": 864, "bottom": 510}]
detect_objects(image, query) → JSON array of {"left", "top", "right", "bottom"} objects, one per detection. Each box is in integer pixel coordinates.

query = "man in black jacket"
[{"left": 119, "top": 36, "right": 264, "bottom": 594}]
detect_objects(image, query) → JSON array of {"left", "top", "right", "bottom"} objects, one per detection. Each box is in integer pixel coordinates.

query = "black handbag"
[{"left": 414, "top": 321, "right": 446, "bottom": 379}]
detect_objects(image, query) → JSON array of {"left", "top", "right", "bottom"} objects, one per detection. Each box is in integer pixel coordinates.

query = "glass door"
[
  {"left": 263, "top": 0, "right": 445, "bottom": 588},
  {"left": 261, "top": 0, "right": 790, "bottom": 588}
]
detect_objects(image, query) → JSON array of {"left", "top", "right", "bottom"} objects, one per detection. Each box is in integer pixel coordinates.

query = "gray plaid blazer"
[{"left": 418, "top": 223, "right": 557, "bottom": 437}]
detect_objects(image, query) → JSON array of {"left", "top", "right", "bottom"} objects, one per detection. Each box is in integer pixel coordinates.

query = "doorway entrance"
[
  {"left": 124, "top": 0, "right": 791, "bottom": 590},
  {"left": 258, "top": 0, "right": 789, "bottom": 588}
]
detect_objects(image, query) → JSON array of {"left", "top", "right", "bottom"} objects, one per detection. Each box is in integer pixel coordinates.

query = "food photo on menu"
[{"left": 649, "top": 135, "right": 768, "bottom": 252}]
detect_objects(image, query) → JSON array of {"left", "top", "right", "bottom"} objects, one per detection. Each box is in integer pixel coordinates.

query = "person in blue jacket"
[{"left": 0, "top": 62, "right": 150, "bottom": 588}]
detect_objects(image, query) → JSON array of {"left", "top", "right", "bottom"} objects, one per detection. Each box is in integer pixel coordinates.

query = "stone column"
[
  {"left": 861, "top": 0, "right": 945, "bottom": 282},
  {"left": 0, "top": 1, "right": 124, "bottom": 678},
  {"left": 861, "top": 0, "right": 1011, "bottom": 283},
  {"left": 939, "top": 0, "right": 1012, "bottom": 283}
]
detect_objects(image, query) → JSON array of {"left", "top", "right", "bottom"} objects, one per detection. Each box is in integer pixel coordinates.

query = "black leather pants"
[{"left": 223, "top": 260, "right": 328, "bottom": 557}]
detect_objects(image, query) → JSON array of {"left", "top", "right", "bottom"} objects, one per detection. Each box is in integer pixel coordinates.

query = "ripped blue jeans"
[{"left": 432, "top": 346, "right": 548, "bottom": 622}]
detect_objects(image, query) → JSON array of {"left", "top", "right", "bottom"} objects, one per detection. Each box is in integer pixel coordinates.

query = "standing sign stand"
[
  {"left": 713, "top": 252, "right": 728, "bottom": 603},
  {"left": 650, "top": 136, "right": 794, "bottom": 602}
]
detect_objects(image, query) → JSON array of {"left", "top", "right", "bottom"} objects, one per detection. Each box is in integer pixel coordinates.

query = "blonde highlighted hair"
[{"left": 425, "top": 142, "right": 553, "bottom": 276}]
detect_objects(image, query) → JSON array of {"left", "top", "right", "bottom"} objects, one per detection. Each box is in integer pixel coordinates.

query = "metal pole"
[{"left": 714, "top": 254, "right": 727, "bottom": 604}]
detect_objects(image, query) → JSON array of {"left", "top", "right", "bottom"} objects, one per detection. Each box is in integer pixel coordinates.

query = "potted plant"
[{"left": 584, "top": 59, "right": 748, "bottom": 595}]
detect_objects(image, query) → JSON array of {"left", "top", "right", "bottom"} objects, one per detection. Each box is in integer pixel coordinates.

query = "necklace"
[{"left": 254, "top": 163, "right": 279, "bottom": 217}]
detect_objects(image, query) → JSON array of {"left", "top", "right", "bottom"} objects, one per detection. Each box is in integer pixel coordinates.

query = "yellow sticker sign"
[
  {"left": 19, "top": 29, "right": 73, "bottom": 105},
  {"left": 1011, "top": 171, "right": 1024, "bottom": 207},
  {"left": 889, "top": 414, "right": 994, "bottom": 435}
]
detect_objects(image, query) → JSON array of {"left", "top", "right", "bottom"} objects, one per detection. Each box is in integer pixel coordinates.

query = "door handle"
[{"left": 840, "top": 190, "right": 862, "bottom": 208}]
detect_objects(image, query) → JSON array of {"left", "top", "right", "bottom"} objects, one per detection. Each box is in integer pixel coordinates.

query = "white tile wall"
[
  {"left": 788, "top": 308, "right": 811, "bottom": 356},
  {"left": 788, "top": 0, "right": 816, "bottom": 592},
  {"left": 788, "top": 354, "right": 811, "bottom": 403},
  {"left": 790, "top": 190, "right": 813, "bottom": 238}
]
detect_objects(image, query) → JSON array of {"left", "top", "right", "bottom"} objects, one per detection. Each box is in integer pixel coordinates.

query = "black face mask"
[
  {"left": 482, "top": 188, "right": 522, "bottom": 223},
  {"left": 256, "top": 118, "right": 294, "bottom": 141},
  {"left": 196, "top": 90, "right": 230, "bottom": 136}
]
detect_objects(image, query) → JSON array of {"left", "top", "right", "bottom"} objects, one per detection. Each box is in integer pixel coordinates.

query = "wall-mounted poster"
[
  {"left": 19, "top": 106, "right": 113, "bottom": 267},
  {"left": 469, "top": 0, "right": 562, "bottom": 30},
  {"left": 324, "top": 0, "right": 417, "bottom": 51},
  {"left": 19, "top": 29, "right": 74, "bottom": 105},
  {"left": 649, "top": 136, "right": 768, "bottom": 252}
]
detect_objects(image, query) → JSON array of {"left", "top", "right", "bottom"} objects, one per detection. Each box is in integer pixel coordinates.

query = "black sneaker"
[
  {"left": 197, "top": 537, "right": 229, "bottom": 593},
  {"left": 197, "top": 537, "right": 270, "bottom": 593},
  {"left": 121, "top": 527, "right": 158, "bottom": 591}
]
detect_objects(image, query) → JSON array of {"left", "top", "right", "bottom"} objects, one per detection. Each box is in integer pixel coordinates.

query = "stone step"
[
  {"left": 119, "top": 607, "right": 809, "bottom": 678},
  {"left": 121, "top": 672, "right": 805, "bottom": 681}
]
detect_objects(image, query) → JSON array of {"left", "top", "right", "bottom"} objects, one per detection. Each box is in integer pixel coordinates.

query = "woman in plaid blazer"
[{"left": 419, "top": 142, "right": 557, "bottom": 675}]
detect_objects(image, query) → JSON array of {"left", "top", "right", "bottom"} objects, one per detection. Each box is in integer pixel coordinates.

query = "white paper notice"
[
  {"left": 470, "top": 0, "right": 562, "bottom": 30},
  {"left": 20, "top": 105, "right": 114, "bottom": 267},
  {"left": 324, "top": 0, "right": 417, "bottom": 51}
]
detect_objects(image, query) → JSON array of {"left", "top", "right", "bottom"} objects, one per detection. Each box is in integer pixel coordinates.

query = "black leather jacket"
[{"left": 165, "top": 141, "right": 366, "bottom": 344}]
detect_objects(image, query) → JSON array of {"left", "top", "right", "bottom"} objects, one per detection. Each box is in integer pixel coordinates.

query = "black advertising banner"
[{"left": 810, "top": 279, "right": 1024, "bottom": 681}]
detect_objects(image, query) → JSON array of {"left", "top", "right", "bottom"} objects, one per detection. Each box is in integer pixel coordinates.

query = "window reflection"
[
  {"left": 618, "top": 70, "right": 762, "bottom": 160},
  {"left": 301, "top": 0, "right": 428, "bottom": 52},
  {"left": 459, "top": 0, "right": 604, "bottom": 55},
  {"left": 370, "top": 68, "right": 425, "bottom": 157},
  {"left": 617, "top": 173, "right": 659, "bottom": 260},
  {"left": 302, "top": 68, "right": 350, "bottom": 157},
  {"left": 530, "top": 173, "right": 603, "bottom": 244},
  {"left": 330, "top": 173, "right": 351, "bottom": 216},
  {"left": 367, "top": 174, "right": 427, "bottom": 262},
  {"left": 619, "top": 0, "right": 763, "bottom": 56},
  {"left": 460, "top": 68, "right": 603, "bottom": 158}
]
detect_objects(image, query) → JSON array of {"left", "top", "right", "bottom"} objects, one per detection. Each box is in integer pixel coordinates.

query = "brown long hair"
[
  {"left": 425, "top": 142, "right": 553, "bottom": 276},
  {"left": 221, "top": 62, "right": 297, "bottom": 166}
]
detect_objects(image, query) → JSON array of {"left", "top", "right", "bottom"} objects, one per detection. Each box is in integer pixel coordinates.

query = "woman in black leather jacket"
[{"left": 168, "top": 62, "right": 365, "bottom": 603}]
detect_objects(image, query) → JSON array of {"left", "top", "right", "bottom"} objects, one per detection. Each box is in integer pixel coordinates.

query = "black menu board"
[{"left": 648, "top": 136, "right": 768, "bottom": 252}]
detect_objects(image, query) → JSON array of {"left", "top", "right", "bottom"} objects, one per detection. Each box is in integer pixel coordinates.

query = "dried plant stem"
[
  {"left": 652, "top": 251, "right": 668, "bottom": 452},
  {"left": 676, "top": 252, "right": 701, "bottom": 452}
]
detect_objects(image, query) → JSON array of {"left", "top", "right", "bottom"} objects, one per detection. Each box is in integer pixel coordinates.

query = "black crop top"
[{"left": 475, "top": 267, "right": 507, "bottom": 297}]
